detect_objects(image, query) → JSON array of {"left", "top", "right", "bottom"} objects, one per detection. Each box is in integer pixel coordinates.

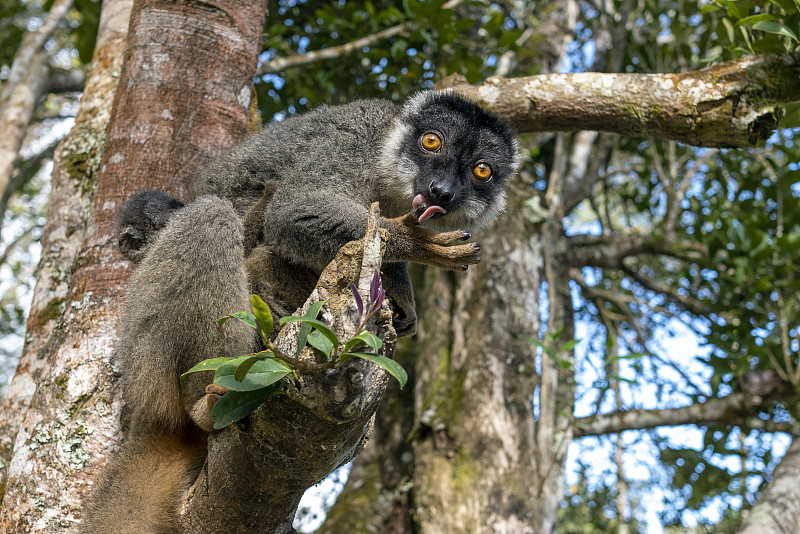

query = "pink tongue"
[
  {"left": 419, "top": 205, "right": 446, "bottom": 222},
  {"left": 412, "top": 194, "right": 447, "bottom": 222}
]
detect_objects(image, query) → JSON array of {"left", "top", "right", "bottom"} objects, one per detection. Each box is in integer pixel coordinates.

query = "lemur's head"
[{"left": 380, "top": 90, "right": 520, "bottom": 232}]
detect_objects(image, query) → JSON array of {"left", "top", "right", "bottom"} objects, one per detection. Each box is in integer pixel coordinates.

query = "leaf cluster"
[
  {"left": 182, "top": 274, "right": 406, "bottom": 429},
  {"left": 257, "top": 0, "right": 524, "bottom": 118}
]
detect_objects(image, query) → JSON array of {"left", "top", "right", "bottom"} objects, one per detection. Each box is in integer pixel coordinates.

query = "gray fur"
[
  {"left": 118, "top": 196, "right": 256, "bottom": 432},
  {"left": 194, "top": 91, "right": 520, "bottom": 273},
  {"left": 82, "top": 197, "right": 255, "bottom": 533},
  {"left": 82, "top": 91, "right": 518, "bottom": 532}
]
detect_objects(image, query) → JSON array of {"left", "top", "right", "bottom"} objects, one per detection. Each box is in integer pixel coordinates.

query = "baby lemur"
[{"left": 81, "top": 91, "right": 519, "bottom": 533}]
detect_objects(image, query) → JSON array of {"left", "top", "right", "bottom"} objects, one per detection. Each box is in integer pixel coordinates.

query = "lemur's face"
[{"left": 381, "top": 91, "right": 520, "bottom": 232}]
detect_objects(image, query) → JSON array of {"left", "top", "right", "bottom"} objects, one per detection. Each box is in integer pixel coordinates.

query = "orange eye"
[
  {"left": 473, "top": 162, "right": 492, "bottom": 181},
  {"left": 420, "top": 132, "right": 442, "bottom": 152}
]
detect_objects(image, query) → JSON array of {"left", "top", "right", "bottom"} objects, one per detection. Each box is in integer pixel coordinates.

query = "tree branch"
[
  {"left": 257, "top": 0, "right": 467, "bottom": 76},
  {"left": 0, "top": 0, "right": 73, "bottom": 111},
  {"left": 446, "top": 52, "right": 800, "bottom": 148},
  {"left": 566, "top": 234, "right": 707, "bottom": 268},
  {"left": 0, "top": 137, "right": 60, "bottom": 221},
  {"left": 620, "top": 263, "right": 711, "bottom": 317},
  {"left": 575, "top": 393, "right": 800, "bottom": 437}
]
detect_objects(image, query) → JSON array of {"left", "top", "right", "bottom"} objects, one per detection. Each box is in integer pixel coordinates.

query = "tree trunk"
[
  {"left": 0, "top": 0, "right": 132, "bottom": 516},
  {"left": 0, "top": 0, "right": 265, "bottom": 531}
]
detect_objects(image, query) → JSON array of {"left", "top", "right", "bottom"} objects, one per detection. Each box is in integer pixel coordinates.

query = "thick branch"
[
  {"left": 446, "top": 53, "right": 800, "bottom": 148},
  {"left": 575, "top": 393, "right": 800, "bottom": 437},
  {"left": 0, "top": 0, "right": 73, "bottom": 111},
  {"left": 0, "top": 51, "right": 48, "bottom": 223}
]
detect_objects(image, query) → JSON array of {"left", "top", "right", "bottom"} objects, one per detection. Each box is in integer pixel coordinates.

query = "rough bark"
[
  {"left": 0, "top": 0, "right": 132, "bottom": 511},
  {"left": 406, "top": 192, "right": 543, "bottom": 534},
  {"left": 446, "top": 52, "right": 800, "bottom": 148},
  {"left": 0, "top": 0, "right": 265, "bottom": 531},
  {"left": 738, "top": 438, "right": 800, "bottom": 534},
  {"left": 314, "top": 345, "right": 416, "bottom": 534}
]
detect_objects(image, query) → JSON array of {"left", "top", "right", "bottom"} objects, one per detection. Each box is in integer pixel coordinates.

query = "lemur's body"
[{"left": 82, "top": 92, "right": 518, "bottom": 533}]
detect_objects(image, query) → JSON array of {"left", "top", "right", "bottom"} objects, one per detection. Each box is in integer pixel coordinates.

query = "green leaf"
[
  {"left": 769, "top": 0, "right": 799, "bottom": 14},
  {"left": 308, "top": 330, "right": 334, "bottom": 356},
  {"left": 218, "top": 311, "right": 257, "bottom": 330},
  {"left": 180, "top": 357, "right": 232, "bottom": 385},
  {"left": 735, "top": 13, "right": 777, "bottom": 26},
  {"left": 753, "top": 20, "right": 799, "bottom": 40},
  {"left": 559, "top": 339, "right": 581, "bottom": 353},
  {"left": 214, "top": 356, "right": 292, "bottom": 392},
  {"left": 250, "top": 294, "right": 273, "bottom": 344},
  {"left": 343, "top": 330, "right": 383, "bottom": 353},
  {"left": 232, "top": 351, "right": 273, "bottom": 382},
  {"left": 211, "top": 386, "right": 281, "bottom": 430},
  {"left": 721, "top": 18, "right": 736, "bottom": 43},
  {"left": 752, "top": 34, "right": 792, "bottom": 52},
  {"left": 280, "top": 316, "right": 339, "bottom": 354},
  {"left": 297, "top": 301, "right": 326, "bottom": 356},
  {"left": 341, "top": 352, "right": 408, "bottom": 388}
]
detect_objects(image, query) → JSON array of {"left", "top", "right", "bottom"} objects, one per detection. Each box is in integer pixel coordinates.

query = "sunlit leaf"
[
  {"left": 250, "top": 294, "right": 273, "bottom": 344},
  {"left": 753, "top": 20, "right": 799, "bottom": 40},
  {"left": 214, "top": 356, "right": 291, "bottom": 392}
]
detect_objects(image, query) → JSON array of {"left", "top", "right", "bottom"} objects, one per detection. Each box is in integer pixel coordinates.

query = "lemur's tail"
[{"left": 81, "top": 431, "right": 206, "bottom": 534}]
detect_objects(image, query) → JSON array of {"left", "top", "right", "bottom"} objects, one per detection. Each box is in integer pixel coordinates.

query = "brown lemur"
[{"left": 81, "top": 91, "right": 519, "bottom": 534}]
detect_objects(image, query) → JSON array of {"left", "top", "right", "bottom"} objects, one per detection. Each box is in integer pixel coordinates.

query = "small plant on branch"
[{"left": 181, "top": 271, "right": 407, "bottom": 429}]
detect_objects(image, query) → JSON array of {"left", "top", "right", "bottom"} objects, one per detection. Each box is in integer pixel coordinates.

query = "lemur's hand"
[{"left": 384, "top": 212, "right": 482, "bottom": 270}]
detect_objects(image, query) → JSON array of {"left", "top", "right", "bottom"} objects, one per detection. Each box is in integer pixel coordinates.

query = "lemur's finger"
[
  {"left": 399, "top": 211, "right": 421, "bottom": 226},
  {"left": 426, "top": 242, "right": 481, "bottom": 269},
  {"left": 428, "top": 229, "right": 473, "bottom": 245}
]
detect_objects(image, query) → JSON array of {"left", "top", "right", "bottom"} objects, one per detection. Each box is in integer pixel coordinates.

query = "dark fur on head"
[{"left": 116, "top": 190, "right": 186, "bottom": 263}]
